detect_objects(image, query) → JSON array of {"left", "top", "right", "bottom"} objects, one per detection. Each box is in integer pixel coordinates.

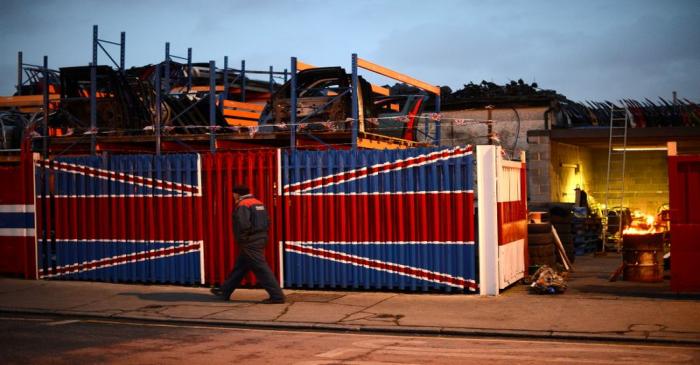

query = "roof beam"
[
  {"left": 296, "top": 59, "right": 391, "bottom": 96},
  {"left": 357, "top": 57, "right": 440, "bottom": 95}
]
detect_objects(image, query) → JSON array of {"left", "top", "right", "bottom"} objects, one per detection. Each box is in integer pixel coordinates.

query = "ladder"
[{"left": 602, "top": 103, "right": 629, "bottom": 252}]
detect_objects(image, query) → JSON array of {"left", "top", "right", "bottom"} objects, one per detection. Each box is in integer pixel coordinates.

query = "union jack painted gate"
[
  {"left": 35, "top": 154, "right": 204, "bottom": 284},
  {"left": 496, "top": 151, "right": 528, "bottom": 289},
  {"left": 476, "top": 146, "right": 528, "bottom": 295},
  {"left": 282, "top": 147, "right": 477, "bottom": 293}
]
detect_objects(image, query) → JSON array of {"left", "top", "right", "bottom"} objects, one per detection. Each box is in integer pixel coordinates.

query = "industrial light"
[{"left": 612, "top": 147, "right": 668, "bottom": 152}]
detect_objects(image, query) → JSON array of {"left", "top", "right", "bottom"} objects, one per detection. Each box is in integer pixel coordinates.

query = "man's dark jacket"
[{"left": 233, "top": 194, "right": 269, "bottom": 245}]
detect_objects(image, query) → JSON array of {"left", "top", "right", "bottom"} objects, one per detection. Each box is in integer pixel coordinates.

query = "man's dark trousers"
[{"left": 220, "top": 238, "right": 284, "bottom": 301}]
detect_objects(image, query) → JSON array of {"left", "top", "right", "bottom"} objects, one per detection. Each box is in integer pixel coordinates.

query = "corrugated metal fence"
[
  {"left": 26, "top": 145, "right": 521, "bottom": 294},
  {"left": 281, "top": 147, "right": 477, "bottom": 292},
  {"left": 35, "top": 154, "right": 204, "bottom": 284}
]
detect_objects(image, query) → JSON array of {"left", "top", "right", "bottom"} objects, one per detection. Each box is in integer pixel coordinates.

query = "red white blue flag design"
[
  {"left": 282, "top": 147, "right": 477, "bottom": 292},
  {"left": 35, "top": 155, "right": 204, "bottom": 284}
]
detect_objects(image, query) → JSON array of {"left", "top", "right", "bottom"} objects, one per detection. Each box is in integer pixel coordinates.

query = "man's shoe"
[
  {"left": 210, "top": 287, "right": 228, "bottom": 301},
  {"left": 260, "top": 297, "right": 285, "bottom": 304}
]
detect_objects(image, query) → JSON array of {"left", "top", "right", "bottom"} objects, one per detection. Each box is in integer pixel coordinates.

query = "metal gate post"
[
  {"left": 17, "top": 51, "right": 22, "bottom": 95},
  {"left": 119, "top": 31, "right": 125, "bottom": 73},
  {"left": 209, "top": 60, "right": 216, "bottom": 153},
  {"left": 90, "top": 25, "right": 98, "bottom": 154},
  {"left": 269, "top": 66, "right": 274, "bottom": 94},
  {"left": 42, "top": 56, "right": 49, "bottom": 159},
  {"left": 164, "top": 42, "right": 170, "bottom": 93},
  {"left": 240, "top": 60, "right": 246, "bottom": 102},
  {"left": 435, "top": 91, "right": 441, "bottom": 145},
  {"left": 290, "top": 57, "right": 297, "bottom": 150},
  {"left": 155, "top": 66, "right": 161, "bottom": 155},
  {"left": 187, "top": 47, "right": 192, "bottom": 92},
  {"left": 351, "top": 53, "right": 359, "bottom": 150},
  {"left": 477, "top": 145, "right": 499, "bottom": 296},
  {"left": 222, "top": 56, "right": 229, "bottom": 111}
]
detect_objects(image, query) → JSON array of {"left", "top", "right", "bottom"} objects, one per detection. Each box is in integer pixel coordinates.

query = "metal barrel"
[{"left": 622, "top": 232, "right": 664, "bottom": 282}]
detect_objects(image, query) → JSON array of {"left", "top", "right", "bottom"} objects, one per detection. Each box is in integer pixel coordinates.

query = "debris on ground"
[{"left": 529, "top": 265, "right": 568, "bottom": 294}]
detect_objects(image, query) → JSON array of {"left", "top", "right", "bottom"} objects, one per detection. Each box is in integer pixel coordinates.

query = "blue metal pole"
[
  {"left": 290, "top": 57, "right": 297, "bottom": 150},
  {"left": 187, "top": 47, "right": 192, "bottom": 92},
  {"left": 42, "top": 55, "right": 48, "bottom": 158},
  {"left": 209, "top": 60, "right": 216, "bottom": 153},
  {"left": 91, "top": 25, "right": 98, "bottom": 154},
  {"left": 120, "top": 31, "right": 125, "bottom": 73},
  {"left": 222, "top": 56, "right": 229, "bottom": 109},
  {"left": 284, "top": 68, "right": 288, "bottom": 83},
  {"left": 351, "top": 53, "right": 359, "bottom": 150},
  {"left": 155, "top": 66, "right": 161, "bottom": 156},
  {"left": 269, "top": 65, "right": 274, "bottom": 94},
  {"left": 164, "top": 42, "right": 170, "bottom": 93},
  {"left": 240, "top": 60, "right": 246, "bottom": 102},
  {"left": 435, "top": 90, "right": 441, "bottom": 146},
  {"left": 17, "top": 51, "right": 22, "bottom": 95}
]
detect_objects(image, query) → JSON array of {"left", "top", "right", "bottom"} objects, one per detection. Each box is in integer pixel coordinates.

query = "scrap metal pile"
[
  {"left": 529, "top": 265, "right": 568, "bottom": 294},
  {"left": 553, "top": 98, "right": 700, "bottom": 128},
  {"left": 1, "top": 60, "right": 435, "bottom": 151},
  {"left": 1, "top": 61, "right": 244, "bottom": 148},
  {"left": 438, "top": 79, "right": 700, "bottom": 128},
  {"left": 3, "top": 57, "right": 699, "bottom": 152},
  {"left": 445, "top": 79, "right": 556, "bottom": 100}
]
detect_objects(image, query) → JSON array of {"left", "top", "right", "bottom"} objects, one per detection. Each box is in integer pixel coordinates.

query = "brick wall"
[
  {"left": 526, "top": 132, "right": 552, "bottom": 203},
  {"left": 434, "top": 107, "right": 548, "bottom": 152}
]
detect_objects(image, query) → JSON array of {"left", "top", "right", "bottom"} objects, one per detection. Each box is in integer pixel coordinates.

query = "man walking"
[{"left": 211, "top": 185, "right": 285, "bottom": 304}]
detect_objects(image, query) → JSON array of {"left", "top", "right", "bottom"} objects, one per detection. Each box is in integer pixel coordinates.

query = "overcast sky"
[{"left": 1, "top": 0, "right": 698, "bottom": 102}]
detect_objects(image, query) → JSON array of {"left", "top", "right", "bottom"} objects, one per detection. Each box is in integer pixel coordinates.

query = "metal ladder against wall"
[{"left": 602, "top": 103, "right": 629, "bottom": 252}]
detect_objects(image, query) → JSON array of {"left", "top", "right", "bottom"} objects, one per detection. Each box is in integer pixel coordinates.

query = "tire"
[
  {"left": 528, "top": 222, "right": 552, "bottom": 234},
  {"left": 528, "top": 232, "right": 553, "bottom": 245},
  {"left": 529, "top": 244, "right": 554, "bottom": 257},
  {"left": 528, "top": 211, "right": 550, "bottom": 223}
]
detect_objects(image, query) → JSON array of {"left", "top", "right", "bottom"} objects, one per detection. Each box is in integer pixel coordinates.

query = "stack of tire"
[
  {"left": 528, "top": 220, "right": 556, "bottom": 268},
  {"left": 549, "top": 204, "right": 575, "bottom": 263}
]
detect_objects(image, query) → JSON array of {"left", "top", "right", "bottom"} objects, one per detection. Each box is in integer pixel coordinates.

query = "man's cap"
[{"left": 232, "top": 185, "right": 250, "bottom": 195}]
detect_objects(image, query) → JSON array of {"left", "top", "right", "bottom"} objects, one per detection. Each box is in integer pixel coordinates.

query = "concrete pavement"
[{"left": 1, "top": 254, "right": 699, "bottom": 344}]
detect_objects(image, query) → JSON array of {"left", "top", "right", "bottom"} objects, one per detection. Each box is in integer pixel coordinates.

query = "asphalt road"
[{"left": 1, "top": 314, "right": 699, "bottom": 365}]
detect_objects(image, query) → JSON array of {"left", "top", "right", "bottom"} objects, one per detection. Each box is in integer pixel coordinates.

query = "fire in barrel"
[{"left": 622, "top": 215, "right": 665, "bottom": 282}]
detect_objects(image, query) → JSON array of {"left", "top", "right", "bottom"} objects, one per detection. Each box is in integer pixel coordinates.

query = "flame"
[
  {"left": 623, "top": 213, "right": 662, "bottom": 235},
  {"left": 646, "top": 215, "right": 654, "bottom": 226},
  {"left": 623, "top": 226, "right": 654, "bottom": 235}
]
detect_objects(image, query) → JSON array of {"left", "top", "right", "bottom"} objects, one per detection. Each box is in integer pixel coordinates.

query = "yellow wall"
[
  {"left": 549, "top": 142, "right": 593, "bottom": 203},
  {"left": 589, "top": 150, "right": 668, "bottom": 216}
]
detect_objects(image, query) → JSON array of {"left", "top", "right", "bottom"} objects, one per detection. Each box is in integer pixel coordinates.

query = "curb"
[{"left": 2, "top": 307, "right": 699, "bottom": 346}]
